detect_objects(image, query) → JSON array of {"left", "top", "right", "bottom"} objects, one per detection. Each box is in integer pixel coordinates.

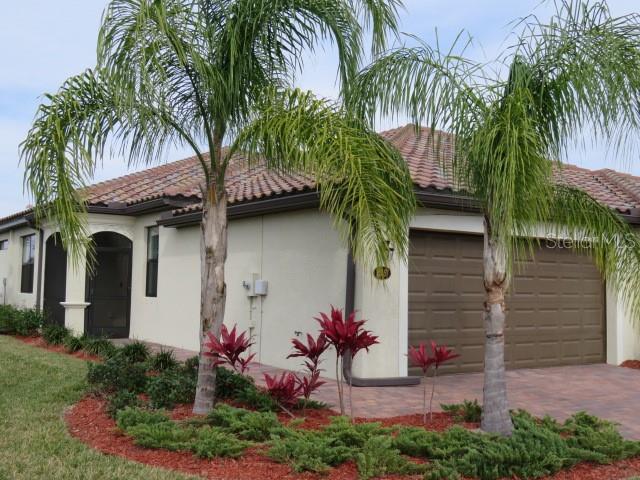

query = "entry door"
[
  {"left": 43, "top": 234, "right": 67, "bottom": 326},
  {"left": 85, "top": 247, "right": 132, "bottom": 338}
]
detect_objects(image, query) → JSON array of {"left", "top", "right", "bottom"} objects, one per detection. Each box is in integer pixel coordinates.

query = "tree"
[
  {"left": 20, "top": 0, "right": 416, "bottom": 415},
  {"left": 351, "top": 0, "right": 640, "bottom": 435}
]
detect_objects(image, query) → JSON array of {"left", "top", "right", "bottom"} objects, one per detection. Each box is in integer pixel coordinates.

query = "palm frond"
[
  {"left": 349, "top": 33, "right": 487, "bottom": 129},
  {"left": 234, "top": 88, "right": 416, "bottom": 267},
  {"left": 349, "top": 0, "right": 401, "bottom": 56},
  {"left": 20, "top": 70, "right": 120, "bottom": 264},
  {"left": 514, "top": 0, "right": 640, "bottom": 162},
  {"left": 546, "top": 185, "right": 640, "bottom": 323}
]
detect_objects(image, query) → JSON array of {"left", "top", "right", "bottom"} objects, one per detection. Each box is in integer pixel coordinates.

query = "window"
[
  {"left": 0, "top": 239, "right": 7, "bottom": 251},
  {"left": 145, "top": 226, "right": 159, "bottom": 297},
  {"left": 21, "top": 234, "right": 35, "bottom": 293}
]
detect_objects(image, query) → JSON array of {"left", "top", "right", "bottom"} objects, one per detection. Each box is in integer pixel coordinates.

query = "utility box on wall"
[
  {"left": 244, "top": 273, "right": 268, "bottom": 297},
  {"left": 254, "top": 279, "right": 268, "bottom": 296}
]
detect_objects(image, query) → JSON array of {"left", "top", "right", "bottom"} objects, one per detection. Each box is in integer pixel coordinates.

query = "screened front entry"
[
  {"left": 43, "top": 233, "right": 67, "bottom": 326},
  {"left": 85, "top": 232, "right": 132, "bottom": 338}
]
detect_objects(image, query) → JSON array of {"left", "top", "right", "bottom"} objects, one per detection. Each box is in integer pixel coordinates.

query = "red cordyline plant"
[
  {"left": 409, "top": 341, "right": 460, "bottom": 423},
  {"left": 287, "top": 333, "right": 328, "bottom": 404},
  {"left": 316, "top": 306, "right": 379, "bottom": 417},
  {"left": 203, "top": 324, "right": 255, "bottom": 374},
  {"left": 297, "top": 370, "right": 325, "bottom": 400},
  {"left": 263, "top": 372, "right": 303, "bottom": 413}
]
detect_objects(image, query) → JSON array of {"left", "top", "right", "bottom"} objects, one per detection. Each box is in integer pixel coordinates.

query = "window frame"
[
  {"left": 20, "top": 234, "right": 36, "bottom": 294},
  {"left": 145, "top": 226, "right": 159, "bottom": 297},
  {"left": 0, "top": 239, "right": 7, "bottom": 251}
]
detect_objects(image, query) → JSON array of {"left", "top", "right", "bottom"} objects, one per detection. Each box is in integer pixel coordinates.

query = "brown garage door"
[{"left": 408, "top": 230, "right": 605, "bottom": 375}]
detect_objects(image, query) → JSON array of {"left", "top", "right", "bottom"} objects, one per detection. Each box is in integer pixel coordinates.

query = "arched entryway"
[
  {"left": 85, "top": 231, "right": 132, "bottom": 338},
  {"left": 43, "top": 233, "right": 67, "bottom": 326}
]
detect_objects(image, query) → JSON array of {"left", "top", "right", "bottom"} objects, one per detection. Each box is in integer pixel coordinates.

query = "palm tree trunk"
[
  {"left": 480, "top": 216, "right": 513, "bottom": 436},
  {"left": 193, "top": 185, "right": 228, "bottom": 415}
]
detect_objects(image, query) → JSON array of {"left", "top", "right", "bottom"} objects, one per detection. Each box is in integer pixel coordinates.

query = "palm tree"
[
  {"left": 351, "top": 0, "right": 640, "bottom": 435},
  {"left": 20, "top": 0, "right": 416, "bottom": 415}
]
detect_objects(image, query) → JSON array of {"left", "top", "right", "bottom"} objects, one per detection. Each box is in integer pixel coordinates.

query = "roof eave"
[
  {"left": 0, "top": 216, "right": 30, "bottom": 234},
  {"left": 87, "top": 196, "right": 197, "bottom": 216},
  {"left": 158, "top": 191, "right": 321, "bottom": 228},
  {"left": 0, "top": 196, "right": 198, "bottom": 233}
]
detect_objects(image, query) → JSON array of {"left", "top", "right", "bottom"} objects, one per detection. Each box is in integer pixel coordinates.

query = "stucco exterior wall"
[
  {"left": 0, "top": 232, "right": 10, "bottom": 305},
  {"left": 3, "top": 203, "right": 638, "bottom": 377},
  {"left": 126, "top": 209, "right": 347, "bottom": 374},
  {"left": 0, "top": 226, "right": 40, "bottom": 309},
  {"left": 129, "top": 213, "right": 201, "bottom": 351}
]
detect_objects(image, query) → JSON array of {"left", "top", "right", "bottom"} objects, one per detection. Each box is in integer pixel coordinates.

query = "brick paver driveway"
[
  {"left": 117, "top": 342, "right": 640, "bottom": 440},
  {"left": 256, "top": 363, "right": 640, "bottom": 440}
]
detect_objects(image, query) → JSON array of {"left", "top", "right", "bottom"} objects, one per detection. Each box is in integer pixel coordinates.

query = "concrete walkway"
[{"left": 115, "top": 340, "right": 640, "bottom": 439}]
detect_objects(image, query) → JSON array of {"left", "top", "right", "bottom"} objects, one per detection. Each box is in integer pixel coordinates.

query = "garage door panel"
[{"left": 408, "top": 230, "right": 605, "bottom": 375}]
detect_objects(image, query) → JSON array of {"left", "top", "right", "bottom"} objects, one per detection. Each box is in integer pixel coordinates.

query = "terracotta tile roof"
[
  {"left": 382, "top": 125, "right": 640, "bottom": 215},
  {"left": 0, "top": 207, "right": 34, "bottom": 226},
  {"left": 379, "top": 125, "right": 458, "bottom": 191},
  {"left": 2, "top": 124, "right": 640, "bottom": 225},
  {"left": 80, "top": 149, "right": 317, "bottom": 208}
]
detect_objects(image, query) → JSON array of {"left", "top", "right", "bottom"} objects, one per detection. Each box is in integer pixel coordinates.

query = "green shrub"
[
  {"left": 42, "top": 324, "right": 70, "bottom": 345},
  {"left": 236, "top": 384, "right": 279, "bottom": 412},
  {"left": 107, "top": 390, "right": 142, "bottom": 418},
  {"left": 63, "top": 334, "right": 85, "bottom": 353},
  {"left": 0, "top": 304, "right": 18, "bottom": 333},
  {"left": 191, "top": 427, "right": 250, "bottom": 458},
  {"left": 146, "top": 369, "right": 196, "bottom": 409},
  {"left": 356, "top": 435, "right": 425, "bottom": 479},
  {"left": 267, "top": 417, "right": 391, "bottom": 474},
  {"left": 116, "top": 406, "right": 170, "bottom": 430},
  {"left": 126, "top": 422, "right": 196, "bottom": 451},
  {"left": 562, "top": 411, "right": 640, "bottom": 460},
  {"left": 183, "top": 355, "right": 199, "bottom": 375},
  {"left": 206, "top": 404, "right": 287, "bottom": 441},
  {"left": 296, "top": 398, "right": 328, "bottom": 410},
  {"left": 214, "top": 366, "right": 254, "bottom": 399},
  {"left": 148, "top": 348, "right": 178, "bottom": 371},
  {"left": 212, "top": 366, "right": 278, "bottom": 411},
  {"left": 119, "top": 341, "right": 150, "bottom": 364},
  {"left": 83, "top": 336, "right": 118, "bottom": 358},
  {"left": 87, "top": 356, "right": 147, "bottom": 393},
  {"left": 391, "top": 410, "right": 640, "bottom": 480},
  {"left": 268, "top": 430, "right": 354, "bottom": 473},
  {"left": 12, "top": 308, "right": 44, "bottom": 336},
  {"left": 117, "top": 407, "right": 249, "bottom": 459},
  {"left": 322, "top": 416, "right": 390, "bottom": 449},
  {"left": 441, "top": 399, "right": 482, "bottom": 423}
]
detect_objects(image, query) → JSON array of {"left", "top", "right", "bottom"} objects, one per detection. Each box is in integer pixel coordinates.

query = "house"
[{"left": 1, "top": 125, "right": 639, "bottom": 378}]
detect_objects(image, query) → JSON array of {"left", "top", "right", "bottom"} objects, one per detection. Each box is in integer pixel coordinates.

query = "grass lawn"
[{"left": 0, "top": 335, "right": 193, "bottom": 480}]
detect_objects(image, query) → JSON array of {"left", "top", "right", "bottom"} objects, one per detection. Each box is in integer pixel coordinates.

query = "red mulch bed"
[
  {"left": 65, "top": 395, "right": 640, "bottom": 480},
  {"left": 66, "top": 396, "right": 420, "bottom": 480},
  {"left": 621, "top": 360, "right": 640, "bottom": 370},
  {"left": 13, "top": 335, "right": 101, "bottom": 362},
  {"left": 13, "top": 334, "right": 639, "bottom": 480}
]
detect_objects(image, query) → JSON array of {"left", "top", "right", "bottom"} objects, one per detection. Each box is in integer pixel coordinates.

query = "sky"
[{"left": 0, "top": 0, "right": 638, "bottom": 217}]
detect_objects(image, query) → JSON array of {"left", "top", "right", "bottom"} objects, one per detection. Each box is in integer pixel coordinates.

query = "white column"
[{"left": 63, "top": 248, "right": 88, "bottom": 336}]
